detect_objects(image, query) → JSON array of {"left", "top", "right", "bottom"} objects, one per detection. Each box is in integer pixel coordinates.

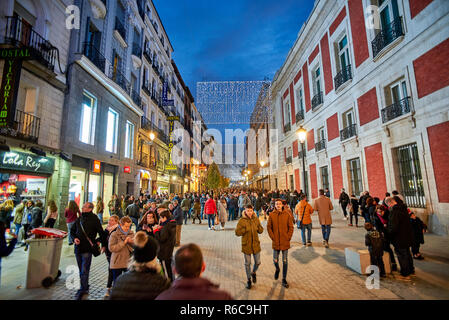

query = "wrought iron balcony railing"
[
  {"left": 340, "top": 123, "right": 357, "bottom": 141},
  {"left": 131, "top": 88, "right": 142, "bottom": 109},
  {"left": 311, "top": 92, "right": 323, "bottom": 111},
  {"left": 315, "top": 139, "right": 326, "bottom": 152},
  {"left": 334, "top": 65, "right": 352, "bottom": 90},
  {"left": 372, "top": 16, "right": 404, "bottom": 58},
  {"left": 4, "top": 16, "right": 57, "bottom": 71},
  {"left": 284, "top": 123, "right": 291, "bottom": 134},
  {"left": 141, "top": 115, "right": 153, "bottom": 132},
  {"left": 142, "top": 81, "right": 151, "bottom": 96},
  {"left": 381, "top": 97, "right": 412, "bottom": 123},
  {"left": 0, "top": 110, "right": 40, "bottom": 143},
  {"left": 107, "top": 65, "right": 131, "bottom": 94},
  {"left": 132, "top": 42, "right": 142, "bottom": 57},
  {"left": 83, "top": 42, "right": 105, "bottom": 72},
  {"left": 295, "top": 109, "right": 305, "bottom": 123},
  {"left": 114, "top": 17, "right": 127, "bottom": 42},
  {"left": 143, "top": 49, "right": 152, "bottom": 64},
  {"left": 286, "top": 156, "right": 292, "bottom": 164}
]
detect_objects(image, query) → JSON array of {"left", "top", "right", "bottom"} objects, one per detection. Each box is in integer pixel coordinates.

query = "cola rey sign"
[
  {"left": 0, "top": 150, "right": 55, "bottom": 175},
  {"left": 0, "top": 48, "right": 31, "bottom": 128}
]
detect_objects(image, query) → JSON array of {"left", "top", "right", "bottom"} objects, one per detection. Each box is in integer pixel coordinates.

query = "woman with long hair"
[
  {"left": 0, "top": 200, "right": 14, "bottom": 227},
  {"left": 138, "top": 211, "right": 158, "bottom": 236},
  {"left": 65, "top": 200, "right": 80, "bottom": 245},
  {"left": 95, "top": 196, "right": 104, "bottom": 224},
  {"left": 217, "top": 197, "right": 228, "bottom": 231},
  {"left": 44, "top": 200, "right": 58, "bottom": 228},
  {"left": 104, "top": 215, "right": 119, "bottom": 299}
]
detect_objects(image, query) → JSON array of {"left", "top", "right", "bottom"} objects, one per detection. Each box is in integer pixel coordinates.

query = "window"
[
  {"left": 283, "top": 100, "right": 291, "bottom": 127},
  {"left": 318, "top": 126, "right": 326, "bottom": 142},
  {"left": 289, "top": 175, "right": 294, "bottom": 191},
  {"left": 80, "top": 92, "right": 97, "bottom": 145},
  {"left": 313, "top": 67, "right": 322, "bottom": 96},
  {"left": 390, "top": 79, "right": 408, "bottom": 104},
  {"left": 106, "top": 108, "right": 119, "bottom": 153},
  {"left": 349, "top": 158, "right": 363, "bottom": 196},
  {"left": 320, "top": 166, "right": 329, "bottom": 191},
  {"left": 295, "top": 87, "right": 305, "bottom": 120},
  {"left": 338, "top": 35, "right": 350, "bottom": 71},
  {"left": 125, "top": 121, "right": 134, "bottom": 159},
  {"left": 395, "top": 143, "right": 425, "bottom": 208},
  {"left": 342, "top": 109, "right": 355, "bottom": 128},
  {"left": 376, "top": 0, "right": 400, "bottom": 32}
]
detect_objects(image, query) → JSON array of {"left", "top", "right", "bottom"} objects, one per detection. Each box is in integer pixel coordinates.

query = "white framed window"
[
  {"left": 106, "top": 108, "right": 119, "bottom": 153},
  {"left": 318, "top": 126, "right": 326, "bottom": 142},
  {"left": 124, "top": 121, "right": 134, "bottom": 159},
  {"left": 295, "top": 86, "right": 304, "bottom": 113},
  {"left": 390, "top": 79, "right": 408, "bottom": 103},
  {"left": 342, "top": 109, "right": 355, "bottom": 128},
  {"left": 337, "top": 34, "right": 350, "bottom": 71},
  {"left": 283, "top": 100, "right": 291, "bottom": 125},
  {"left": 79, "top": 91, "right": 97, "bottom": 145},
  {"left": 312, "top": 66, "right": 322, "bottom": 96}
]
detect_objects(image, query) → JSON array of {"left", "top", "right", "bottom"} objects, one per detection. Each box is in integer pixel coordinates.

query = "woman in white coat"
[{"left": 217, "top": 197, "right": 228, "bottom": 231}]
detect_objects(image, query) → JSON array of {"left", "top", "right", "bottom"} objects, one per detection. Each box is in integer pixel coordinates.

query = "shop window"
[
  {"left": 125, "top": 121, "right": 135, "bottom": 159},
  {"left": 106, "top": 108, "right": 119, "bottom": 153},
  {"left": 348, "top": 158, "right": 363, "bottom": 196},
  {"left": 80, "top": 92, "right": 97, "bottom": 145}
]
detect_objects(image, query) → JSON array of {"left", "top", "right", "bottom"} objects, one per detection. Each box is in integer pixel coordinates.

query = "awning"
[{"left": 140, "top": 170, "right": 151, "bottom": 179}]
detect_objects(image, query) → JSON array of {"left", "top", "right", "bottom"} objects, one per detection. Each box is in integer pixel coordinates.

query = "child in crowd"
[{"left": 364, "top": 222, "right": 386, "bottom": 278}]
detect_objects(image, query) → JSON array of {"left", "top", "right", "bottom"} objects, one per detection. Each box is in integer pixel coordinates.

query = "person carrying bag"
[{"left": 294, "top": 194, "right": 314, "bottom": 246}]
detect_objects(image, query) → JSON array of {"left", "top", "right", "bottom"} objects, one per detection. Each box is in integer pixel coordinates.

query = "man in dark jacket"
[
  {"left": 339, "top": 188, "right": 350, "bottom": 220},
  {"left": 125, "top": 199, "right": 141, "bottom": 231},
  {"left": 172, "top": 200, "right": 183, "bottom": 247},
  {"left": 154, "top": 210, "right": 177, "bottom": 282},
  {"left": 385, "top": 197, "right": 414, "bottom": 280},
  {"left": 156, "top": 243, "right": 233, "bottom": 300},
  {"left": 70, "top": 202, "right": 108, "bottom": 300},
  {"left": 30, "top": 201, "right": 44, "bottom": 229}
]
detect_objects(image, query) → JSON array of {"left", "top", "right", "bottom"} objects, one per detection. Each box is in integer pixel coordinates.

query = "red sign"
[
  {"left": 124, "top": 166, "right": 131, "bottom": 174},
  {"left": 93, "top": 160, "right": 101, "bottom": 173}
]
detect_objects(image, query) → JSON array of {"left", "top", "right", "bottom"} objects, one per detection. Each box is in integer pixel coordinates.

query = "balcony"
[
  {"left": 340, "top": 123, "right": 357, "bottom": 141},
  {"left": 141, "top": 115, "right": 154, "bottom": 132},
  {"left": 334, "top": 65, "right": 352, "bottom": 91},
  {"left": 372, "top": 16, "right": 404, "bottom": 58},
  {"left": 295, "top": 109, "right": 304, "bottom": 123},
  {"left": 381, "top": 97, "right": 412, "bottom": 124},
  {"left": 283, "top": 123, "right": 291, "bottom": 134},
  {"left": 143, "top": 49, "right": 152, "bottom": 64},
  {"left": 132, "top": 42, "right": 142, "bottom": 57},
  {"left": 114, "top": 17, "right": 127, "bottom": 44},
  {"left": 131, "top": 88, "right": 142, "bottom": 109},
  {"left": 142, "top": 81, "right": 151, "bottom": 96},
  {"left": 83, "top": 42, "right": 105, "bottom": 72},
  {"left": 0, "top": 110, "right": 40, "bottom": 143},
  {"left": 315, "top": 139, "right": 326, "bottom": 152},
  {"left": 311, "top": 92, "right": 323, "bottom": 111},
  {"left": 151, "top": 90, "right": 160, "bottom": 106},
  {"left": 137, "top": 153, "right": 149, "bottom": 168},
  {"left": 4, "top": 16, "right": 58, "bottom": 72},
  {"left": 89, "top": 0, "right": 107, "bottom": 19},
  {"left": 286, "top": 156, "right": 292, "bottom": 164},
  {"left": 107, "top": 65, "right": 130, "bottom": 94}
]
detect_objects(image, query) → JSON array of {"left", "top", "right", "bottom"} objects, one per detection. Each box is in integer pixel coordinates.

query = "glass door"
[{"left": 103, "top": 173, "right": 114, "bottom": 219}]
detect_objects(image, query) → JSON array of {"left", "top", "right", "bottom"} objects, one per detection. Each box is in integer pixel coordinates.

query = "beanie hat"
[{"left": 133, "top": 231, "right": 158, "bottom": 263}]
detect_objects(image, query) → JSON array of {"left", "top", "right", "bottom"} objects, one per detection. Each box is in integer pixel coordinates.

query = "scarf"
[
  {"left": 118, "top": 224, "right": 130, "bottom": 236},
  {"left": 377, "top": 213, "right": 387, "bottom": 225}
]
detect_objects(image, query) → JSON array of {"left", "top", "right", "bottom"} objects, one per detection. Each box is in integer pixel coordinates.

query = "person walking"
[
  {"left": 108, "top": 216, "right": 135, "bottom": 286},
  {"left": 204, "top": 194, "right": 217, "bottom": 231},
  {"left": 44, "top": 200, "right": 58, "bottom": 228},
  {"left": 200, "top": 194, "right": 207, "bottom": 221},
  {"left": 338, "top": 188, "right": 350, "bottom": 221},
  {"left": 95, "top": 197, "right": 104, "bottom": 225},
  {"left": 110, "top": 232, "right": 170, "bottom": 300},
  {"left": 21, "top": 201, "right": 34, "bottom": 249},
  {"left": 156, "top": 243, "right": 233, "bottom": 300},
  {"left": 154, "top": 210, "right": 177, "bottom": 282},
  {"left": 294, "top": 194, "right": 314, "bottom": 246},
  {"left": 385, "top": 197, "right": 415, "bottom": 281},
  {"left": 313, "top": 189, "right": 334, "bottom": 248},
  {"left": 216, "top": 197, "right": 228, "bottom": 231},
  {"left": 254, "top": 194, "right": 263, "bottom": 218},
  {"left": 125, "top": 200, "right": 141, "bottom": 231},
  {"left": 181, "top": 196, "right": 191, "bottom": 225},
  {"left": 238, "top": 192, "right": 251, "bottom": 219},
  {"left": 348, "top": 194, "right": 359, "bottom": 227},
  {"left": 70, "top": 202, "right": 108, "bottom": 300},
  {"left": 103, "top": 215, "right": 119, "bottom": 299},
  {"left": 192, "top": 199, "right": 201, "bottom": 224},
  {"left": 235, "top": 205, "right": 263, "bottom": 289},
  {"left": 30, "top": 200, "right": 44, "bottom": 230},
  {"left": 267, "top": 199, "right": 294, "bottom": 288},
  {"left": 172, "top": 200, "right": 183, "bottom": 247},
  {"left": 65, "top": 201, "right": 80, "bottom": 245},
  {"left": 12, "top": 201, "right": 26, "bottom": 243}
]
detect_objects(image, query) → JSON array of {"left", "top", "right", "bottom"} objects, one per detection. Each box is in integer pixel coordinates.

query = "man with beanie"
[{"left": 110, "top": 231, "right": 170, "bottom": 300}]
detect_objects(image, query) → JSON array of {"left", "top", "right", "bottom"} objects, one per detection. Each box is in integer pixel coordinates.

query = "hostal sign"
[{"left": 0, "top": 150, "right": 55, "bottom": 175}]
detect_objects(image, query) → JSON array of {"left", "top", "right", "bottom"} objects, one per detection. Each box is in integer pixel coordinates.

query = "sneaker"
[
  {"left": 274, "top": 268, "right": 280, "bottom": 280},
  {"left": 396, "top": 275, "right": 412, "bottom": 281},
  {"left": 325, "top": 241, "right": 329, "bottom": 248},
  {"left": 208, "top": 227, "right": 211, "bottom": 230},
  {"left": 282, "top": 279, "right": 289, "bottom": 288},
  {"left": 323, "top": 240, "right": 327, "bottom": 246},
  {"left": 246, "top": 280, "right": 252, "bottom": 289},
  {"left": 104, "top": 288, "right": 111, "bottom": 299},
  {"left": 307, "top": 242, "right": 312, "bottom": 246},
  {"left": 343, "top": 217, "right": 347, "bottom": 221},
  {"left": 251, "top": 272, "right": 257, "bottom": 284},
  {"left": 348, "top": 224, "right": 353, "bottom": 227},
  {"left": 302, "top": 243, "right": 307, "bottom": 246}
]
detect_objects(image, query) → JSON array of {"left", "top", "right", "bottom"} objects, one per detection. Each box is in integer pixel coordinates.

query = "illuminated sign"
[
  {"left": 124, "top": 166, "right": 131, "bottom": 174},
  {"left": 93, "top": 160, "right": 101, "bottom": 173},
  {"left": 166, "top": 116, "right": 179, "bottom": 171},
  {"left": 0, "top": 150, "right": 55, "bottom": 174}
]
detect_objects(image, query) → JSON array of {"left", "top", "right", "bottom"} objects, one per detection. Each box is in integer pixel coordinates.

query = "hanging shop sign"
[
  {"left": 0, "top": 150, "right": 55, "bottom": 174},
  {"left": 162, "top": 82, "right": 174, "bottom": 107},
  {"left": 93, "top": 160, "right": 101, "bottom": 173},
  {"left": 124, "top": 166, "right": 131, "bottom": 174},
  {"left": 166, "top": 116, "right": 179, "bottom": 171}
]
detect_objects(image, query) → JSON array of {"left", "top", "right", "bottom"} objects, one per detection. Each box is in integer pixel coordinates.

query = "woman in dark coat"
[{"left": 410, "top": 212, "right": 425, "bottom": 260}]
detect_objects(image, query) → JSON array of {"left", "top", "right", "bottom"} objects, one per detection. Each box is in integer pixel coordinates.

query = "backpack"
[{"left": 368, "top": 230, "right": 384, "bottom": 256}]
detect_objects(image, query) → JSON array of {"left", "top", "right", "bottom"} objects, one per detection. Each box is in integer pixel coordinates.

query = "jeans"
[
  {"left": 111, "top": 268, "right": 127, "bottom": 284},
  {"left": 98, "top": 213, "right": 103, "bottom": 225},
  {"left": 67, "top": 222, "right": 75, "bottom": 245},
  {"left": 273, "top": 249, "right": 288, "bottom": 280},
  {"left": 350, "top": 212, "right": 358, "bottom": 226},
  {"left": 341, "top": 204, "right": 348, "bottom": 218},
  {"left": 321, "top": 225, "right": 331, "bottom": 241},
  {"left": 207, "top": 214, "right": 215, "bottom": 228},
  {"left": 244, "top": 253, "right": 261, "bottom": 280},
  {"left": 228, "top": 207, "right": 235, "bottom": 221},
  {"left": 75, "top": 250, "right": 93, "bottom": 294},
  {"left": 183, "top": 211, "right": 189, "bottom": 224},
  {"left": 300, "top": 223, "right": 312, "bottom": 244},
  {"left": 106, "top": 256, "right": 113, "bottom": 288},
  {"left": 14, "top": 223, "right": 21, "bottom": 238},
  {"left": 394, "top": 246, "right": 414, "bottom": 276},
  {"left": 238, "top": 207, "right": 244, "bottom": 218},
  {"left": 201, "top": 205, "right": 205, "bottom": 220}
]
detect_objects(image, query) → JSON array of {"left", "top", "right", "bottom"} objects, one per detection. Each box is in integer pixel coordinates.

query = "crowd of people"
[{"left": 0, "top": 186, "right": 427, "bottom": 298}]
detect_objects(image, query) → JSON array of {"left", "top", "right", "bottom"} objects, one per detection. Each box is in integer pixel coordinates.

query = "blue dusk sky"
[{"left": 153, "top": 0, "right": 315, "bottom": 134}]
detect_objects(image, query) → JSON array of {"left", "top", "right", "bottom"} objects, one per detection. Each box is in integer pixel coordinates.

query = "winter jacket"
[
  {"left": 156, "top": 277, "right": 233, "bottom": 300},
  {"left": 349, "top": 197, "right": 359, "bottom": 214},
  {"left": 235, "top": 210, "right": 263, "bottom": 255},
  {"left": 30, "top": 207, "right": 43, "bottom": 229},
  {"left": 339, "top": 192, "right": 350, "bottom": 205},
  {"left": 154, "top": 220, "right": 177, "bottom": 261},
  {"left": 387, "top": 204, "right": 413, "bottom": 249},
  {"left": 13, "top": 204, "right": 25, "bottom": 225},
  {"left": 172, "top": 205, "right": 183, "bottom": 225},
  {"left": 217, "top": 201, "right": 227, "bottom": 223},
  {"left": 204, "top": 199, "right": 217, "bottom": 215},
  {"left": 125, "top": 204, "right": 140, "bottom": 219},
  {"left": 313, "top": 196, "right": 334, "bottom": 225},
  {"left": 108, "top": 226, "right": 135, "bottom": 269},
  {"left": 227, "top": 197, "right": 237, "bottom": 209},
  {"left": 192, "top": 202, "right": 201, "bottom": 218},
  {"left": 410, "top": 216, "right": 425, "bottom": 245},
  {"left": 267, "top": 208, "right": 294, "bottom": 251},
  {"left": 104, "top": 225, "right": 118, "bottom": 259},
  {"left": 180, "top": 198, "right": 191, "bottom": 212},
  {"left": 254, "top": 197, "right": 263, "bottom": 211},
  {"left": 70, "top": 211, "right": 108, "bottom": 254},
  {"left": 294, "top": 200, "right": 313, "bottom": 225},
  {"left": 365, "top": 230, "right": 384, "bottom": 257},
  {"left": 238, "top": 195, "right": 251, "bottom": 208},
  {"left": 110, "top": 265, "right": 171, "bottom": 300}
]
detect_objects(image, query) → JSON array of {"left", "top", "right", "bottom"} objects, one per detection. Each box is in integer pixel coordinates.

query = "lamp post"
[
  {"left": 297, "top": 126, "right": 307, "bottom": 199},
  {"left": 259, "top": 160, "right": 266, "bottom": 191}
]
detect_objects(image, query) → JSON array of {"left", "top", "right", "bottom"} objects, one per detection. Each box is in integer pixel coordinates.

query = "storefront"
[
  {"left": 138, "top": 169, "right": 158, "bottom": 195},
  {"left": 68, "top": 155, "right": 117, "bottom": 220},
  {"left": 156, "top": 174, "right": 170, "bottom": 194},
  {"left": 0, "top": 150, "right": 55, "bottom": 206}
]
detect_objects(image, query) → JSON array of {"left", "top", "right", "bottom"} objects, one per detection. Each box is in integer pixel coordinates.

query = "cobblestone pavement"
[{"left": 1, "top": 213, "right": 449, "bottom": 300}]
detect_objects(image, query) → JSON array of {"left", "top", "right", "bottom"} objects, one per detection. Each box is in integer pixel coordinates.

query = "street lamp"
[
  {"left": 296, "top": 126, "right": 307, "bottom": 199},
  {"left": 149, "top": 132, "right": 155, "bottom": 141},
  {"left": 259, "top": 160, "right": 266, "bottom": 190}
]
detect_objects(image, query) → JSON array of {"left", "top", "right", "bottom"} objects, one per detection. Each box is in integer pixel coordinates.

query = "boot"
[
  {"left": 246, "top": 279, "right": 252, "bottom": 289},
  {"left": 274, "top": 265, "right": 280, "bottom": 280},
  {"left": 282, "top": 279, "right": 289, "bottom": 288}
]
